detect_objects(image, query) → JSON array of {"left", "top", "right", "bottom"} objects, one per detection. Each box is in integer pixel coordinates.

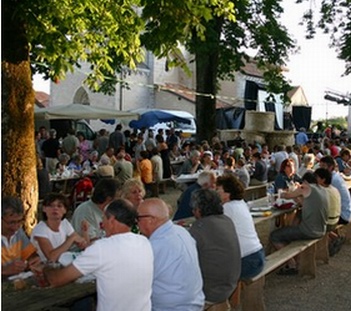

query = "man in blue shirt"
[
  {"left": 295, "top": 127, "right": 309, "bottom": 146},
  {"left": 173, "top": 171, "right": 216, "bottom": 221},
  {"left": 137, "top": 198, "right": 205, "bottom": 311}
]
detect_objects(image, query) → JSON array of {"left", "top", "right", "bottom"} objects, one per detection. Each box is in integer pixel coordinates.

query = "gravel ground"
[{"left": 159, "top": 184, "right": 351, "bottom": 311}]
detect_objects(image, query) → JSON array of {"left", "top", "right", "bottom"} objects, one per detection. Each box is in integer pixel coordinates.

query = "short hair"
[
  {"left": 140, "top": 150, "right": 149, "bottom": 159},
  {"left": 92, "top": 179, "right": 121, "bottom": 204},
  {"left": 2, "top": 196, "right": 24, "bottom": 216},
  {"left": 302, "top": 172, "right": 317, "bottom": 184},
  {"left": 314, "top": 168, "right": 332, "bottom": 186},
  {"left": 252, "top": 152, "right": 261, "bottom": 159},
  {"left": 216, "top": 174, "right": 245, "bottom": 200},
  {"left": 197, "top": 171, "right": 216, "bottom": 186},
  {"left": 320, "top": 155, "right": 336, "bottom": 169},
  {"left": 105, "top": 199, "right": 137, "bottom": 228},
  {"left": 90, "top": 150, "right": 99, "bottom": 157},
  {"left": 302, "top": 153, "right": 315, "bottom": 167},
  {"left": 190, "top": 189, "right": 223, "bottom": 217},
  {"left": 190, "top": 150, "right": 201, "bottom": 159},
  {"left": 100, "top": 156, "right": 110, "bottom": 165},
  {"left": 77, "top": 131, "right": 85, "bottom": 139},
  {"left": 42, "top": 193, "right": 69, "bottom": 220},
  {"left": 120, "top": 178, "right": 146, "bottom": 199},
  {"left": 340, "top": 148, "right": 351, "bottom": 158},
  {"left": 58, "top": 153, "right": 70, "bottom": 163}
]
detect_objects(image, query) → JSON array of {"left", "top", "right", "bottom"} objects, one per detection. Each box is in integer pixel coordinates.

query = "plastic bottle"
[{"left": 266, "top": 184, "right": 275, "bottom": 206}]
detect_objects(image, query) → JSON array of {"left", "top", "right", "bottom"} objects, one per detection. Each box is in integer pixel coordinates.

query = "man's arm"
[{"left": 44, "top": 264, "right": 82, "bottom": 287}]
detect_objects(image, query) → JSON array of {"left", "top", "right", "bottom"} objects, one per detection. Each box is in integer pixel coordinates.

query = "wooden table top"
[{"left": 2, "top": 280, "right": 96, "bottom": 311}]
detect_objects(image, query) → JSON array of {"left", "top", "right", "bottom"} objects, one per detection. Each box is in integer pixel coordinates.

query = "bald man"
[{"left": 137, "top": 198, "right": 204, "bottom": 311}]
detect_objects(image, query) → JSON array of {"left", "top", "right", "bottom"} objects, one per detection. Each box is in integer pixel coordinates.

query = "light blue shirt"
[
  {"left": 331, "top": 172, "right": 351, "bottom": 222},
  {"left": 296, "top": 131, "right": 309, "bottom": 145},
  {"left": 149, "top": 220, "right": 204, "bottom": 311}
]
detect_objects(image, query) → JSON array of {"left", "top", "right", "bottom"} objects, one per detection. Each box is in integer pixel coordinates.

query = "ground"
[{"left": 159, "top": 183, "right": 351, "bottom": 311}]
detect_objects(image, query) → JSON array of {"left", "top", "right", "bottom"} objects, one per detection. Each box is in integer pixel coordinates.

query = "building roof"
[
  {"left": 161, "top": 83, "right": 232, "bottom": 108},
  {"left": 35, "top": 91, "right": 49, "bottom": 108}
]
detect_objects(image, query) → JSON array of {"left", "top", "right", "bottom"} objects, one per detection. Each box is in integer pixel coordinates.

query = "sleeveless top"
[{"left": 299, "top": 184, "right": 328, "bottom": 238}]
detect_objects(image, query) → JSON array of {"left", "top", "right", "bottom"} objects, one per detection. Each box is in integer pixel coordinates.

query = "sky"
[{"left": 33, "top": 0, "right": 351, "bottom": 122}]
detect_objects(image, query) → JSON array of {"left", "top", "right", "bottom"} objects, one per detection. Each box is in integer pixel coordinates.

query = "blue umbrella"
[{"left": 129, "top": 110, "right": 191, "bottom": 129}]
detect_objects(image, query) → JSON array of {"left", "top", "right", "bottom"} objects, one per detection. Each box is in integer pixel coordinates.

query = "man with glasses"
[
  {"left": 137, "top": 198, "right": 205, "bottom": 311},
  {"left": 2, "top": 196, "right": 39, "bottom": 276}
]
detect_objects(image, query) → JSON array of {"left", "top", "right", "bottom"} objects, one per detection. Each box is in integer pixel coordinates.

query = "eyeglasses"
[
  {"left": 136, "top": 214, "right": 153, "bottom": 221},
  {"left": 2, "top": 218, "right": 24, "bottom": 226}
]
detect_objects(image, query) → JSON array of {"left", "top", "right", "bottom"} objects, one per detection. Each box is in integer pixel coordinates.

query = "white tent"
[{"left": 34, "top": 104, "right": 139, "bottom": 120}]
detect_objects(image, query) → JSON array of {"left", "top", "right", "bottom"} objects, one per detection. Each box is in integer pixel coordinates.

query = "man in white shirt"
[{"left": 45, "top": 199, "right": 154, "bottom": 311}]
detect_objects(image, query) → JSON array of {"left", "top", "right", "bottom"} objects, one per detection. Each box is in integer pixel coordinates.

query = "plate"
[{"left": 250, "top": 206, "right": 272, "bottom": 212}]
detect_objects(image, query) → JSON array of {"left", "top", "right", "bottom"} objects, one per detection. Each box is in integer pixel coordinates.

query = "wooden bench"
[
  {"left": 244, "top": 184, "right": 267, "bottom": 201},
  {"left": 239, "top": 237, "right": 328, "bottom": 311}
]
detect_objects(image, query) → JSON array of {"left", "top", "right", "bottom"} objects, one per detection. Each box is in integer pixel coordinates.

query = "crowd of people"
[{"left": 2, "top": 123, "right": 351, "bottom": 310}]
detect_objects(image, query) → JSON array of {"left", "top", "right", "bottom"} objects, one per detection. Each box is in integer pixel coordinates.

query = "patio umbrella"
[{"left": 129, "top": 109, "right": 191, "bottom": 129}]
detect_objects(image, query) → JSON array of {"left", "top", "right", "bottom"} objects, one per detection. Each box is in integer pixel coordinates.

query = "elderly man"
[
  {"left": 173, "top": 171, "right": 216, "bottom": 221},
  {"left": 114, "top": 148, "right": 133, "bottom": 184},
  {"left": 45, "top": 199, "right": 154, "bottom": 311},
  {"left": 2, "top": 197, "right": 40, "bottom": 276},
  {"left": 71, "top": 179, "right": 121, "bottom": 241},
  {"left": 178, "top": 149, "right": 204, "bottom": 176},
  {"left": 189, "top": 189, "right": 241, "bottom": 311},
  {"left": 137, "top": 198, "right": 205, "bottom": 311}
]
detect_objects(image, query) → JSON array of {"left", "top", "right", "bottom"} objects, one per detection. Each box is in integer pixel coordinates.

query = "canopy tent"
[
  {"left": 129, "top": 109, "right": 191, "bottom": 129},
  {"left": 34, "top": 104, "right": 139, "bottom": 120}
]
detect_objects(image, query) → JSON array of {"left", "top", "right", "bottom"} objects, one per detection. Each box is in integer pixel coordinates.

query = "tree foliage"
[
  {"left": 2, "top": 0, "right": 143, "bottom": 233},
  {"left": 298, "top": 0, "right": 351, "bottom": 75},
  {"left": 25, "top": 0, "right": 145, "bottom": 91},
  {"left": 141, "top": 0, "right": 295, "bottom": 141}
]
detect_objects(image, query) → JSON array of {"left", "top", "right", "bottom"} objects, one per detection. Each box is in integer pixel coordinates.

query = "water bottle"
[{"left": 266, "top": 184, "right": 275, "bottom": 206}]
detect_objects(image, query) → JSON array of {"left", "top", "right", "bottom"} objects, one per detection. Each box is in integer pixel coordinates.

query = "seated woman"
[
  {"left": 298, "top": 153, "right": 315, "bottom": 178},
  {"left": 67, "top": 154, "right": 84, "bottom": 176},
  {"left": 31, "top": 193, "right": 88, "bottom": 263},
  {"left": 169, "top": 143, "right": 182, "bottom": 161},
  {"left": 274, "top": 158, "right": 302, "bottom": 192},
  {"left": 201, "top": 150, "right": 217, "bottom": 171},
  {"left": 120, "top": 178, "right": 146, "bottom": 210},
  {"left": 216, "top": 174, "right": 265, "bottom": 280},
  {"left": 56, "top": 153, "right": 70, "bottom": 175}
]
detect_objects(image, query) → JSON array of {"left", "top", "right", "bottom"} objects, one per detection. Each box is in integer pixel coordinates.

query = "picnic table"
[
  {"left": 174, "top": 196, "right": 298, "bottom": 254},
  {"left": 2, "top": 279, "right": 96, "bottom": 311}
]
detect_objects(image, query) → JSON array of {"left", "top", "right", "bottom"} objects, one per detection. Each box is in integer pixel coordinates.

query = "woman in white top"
[
  {"left": 31, "top": 193, "right": 88, "bottom": 263},
  {"left": 216, "top": 173, "right": 265, "bottom": 280}
]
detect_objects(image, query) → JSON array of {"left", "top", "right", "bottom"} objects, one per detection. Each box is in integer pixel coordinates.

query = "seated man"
[
  {"left": 113, "top": 148, "right": 133, "bottom": 184},
  {"left": 249, "top": 152, "right": 268, "bottom": 185},
  {"left": 137, "top": 198, "right": 205, "bottom": 311},
  {"left": 189, "top": 189, "right": 241, "bottom": 310},
  {"left": 270, "top": 172, "right": 328, "bottom": 275},
  {"left": 177, "top": 150, "right": 204, "bottom": 176},
  {"left": 2, "top": 197, "right": 39, "bottom": 276},
  {"left": 45, "top": 199, "right": 154, "bottom": 311},
  {"left": 173, "top": 171, "right": 216, "bottom": 221},
  {"left": 71, "top": 179, "right": 121, "bottom": 241}
]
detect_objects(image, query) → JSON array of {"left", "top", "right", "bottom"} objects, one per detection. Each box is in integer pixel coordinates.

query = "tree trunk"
[
  {"left": 194, "top": 18, "right": 222, "bottom": 143},
  {"left": 2, "top": 2, "right": 38, "bottom": 235}
]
